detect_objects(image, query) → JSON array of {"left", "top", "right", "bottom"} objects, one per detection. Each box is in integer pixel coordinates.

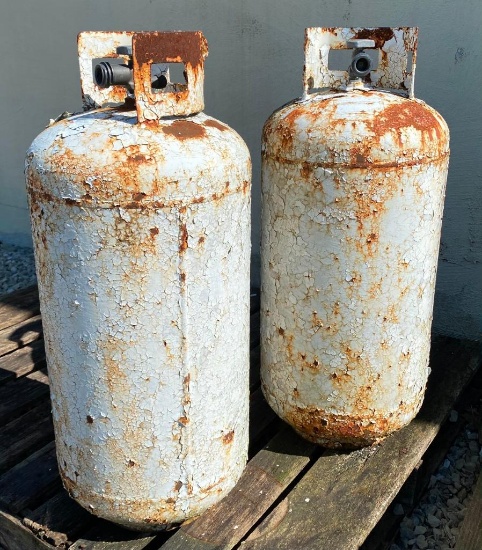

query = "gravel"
[
  {"left": 0, "top": 242, "right": 37, "bottom": 297},
  {"left": 391, "top": 417, "right": 481, "bottom": 550},
  {"left": 1, "top": 241, "right": 480, "bottom": 550}
]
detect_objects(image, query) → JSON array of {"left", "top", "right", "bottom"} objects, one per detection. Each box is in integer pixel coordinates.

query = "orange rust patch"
[
  {"left": 178, "top": 416, "right": 189, "bottom": 426},
  {"left": 222, "top": 430, "right": 234, "bottom": 445},
  {"left": 180, "top": 271, "right": 186, "bottom": 283},
  {"left": 162, "top": 120, "right": 206, "bottom": 140},
  {"left": 132, "top": 192, "right": 147, "bottom": 201},
  {"left": 204, "top": 119, "right": 228, "bottom": 131},
  {"left": 173, "top": 480, "right": 183, "bottom": 492},
  {"left": 284, "top": 406, "right": 407, "bottom": 449},
  {"left": 373, "top": 102, "right": 442, "bottom": 142},
  {"left": 301, "top": 161, "right": 312, "bottom": 179},
  {"left": 134, "top": 31, "right": 207, "bottom": 68},
  {"left": 179, "top": 223, "right": 188, "bottom": 252},
  {"left": 198, "top": 236, "right": 205, "bottom": 245},
  {"left": 354, "top": 28, "right": 394, "bottom": 49},
  {"left": 183, "top": 374, "right": 190, "bottom": 385},
  {"left": 150, "top": 227, "right": 159, "bottom": 237},
  {"left": 278, "top": 327, "right": 285, "bottom": 336}
]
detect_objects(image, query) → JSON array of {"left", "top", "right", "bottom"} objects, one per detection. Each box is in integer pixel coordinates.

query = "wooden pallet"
[{"left": 0, "top": 285, "right": 480, "bottom": 550}]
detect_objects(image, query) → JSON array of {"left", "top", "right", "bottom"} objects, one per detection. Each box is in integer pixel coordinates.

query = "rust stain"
[
  {"left": 173, "top": 480, "right": 183, "bottom": 492},
  {"left": 373, "top": 102, "right": 442, "bottom": 143},
  {"left": 179, "top": 222, "right": 188, "bottom": 253},
  {"left": 198, "top": 235, "right": 205, "bottom": 245},
  {"left": 301, "top": 161, "right": 312, "bottom": 179},
  {"left": 128, "top": 460, "right": 136, "bottom": 467},
  {"left": 162, "top": 120, "right": 206, "bottom": 140},
  {"left": 200, "top": 477, "right": 226, "bottom": 494},
  {"left": 178, "top": 416, "right": 189, "bottom": 426},
  {"left": 354, "top": 28, "right": 395, "bottom": 49},
  {"left": 134, "top": 31, "right": 207, "bottom": 68},
  {"left": 222, "top": 430, "right": 234, "bottom": 445},
  {"left": 284, "top": 406, "right": 406, "bottom": 448},
  {"left": 204, "top": 119, "right": 228, "bottom": 132},
  {"left": 150, "top": 227, "right": 159, "bottom": 237},
  {"left": 132, "top": 192, "right": 147, "bottom": 201}
]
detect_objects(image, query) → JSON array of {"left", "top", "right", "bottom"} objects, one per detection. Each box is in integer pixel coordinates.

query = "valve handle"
[
  {"left": 303, "top": 27, "right": 418, "bottom": 98},
  {"left": 78, "top": 31, "right": 208, "bottom": 121}
]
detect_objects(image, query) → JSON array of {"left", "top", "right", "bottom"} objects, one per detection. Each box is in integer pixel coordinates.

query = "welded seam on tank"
[
  {"left": 261, "top": 151, "right": 450, "bottom": 169},
  {"left": 178, "top": 206, "right": 191, "bottom": 513},
  {"left": 25, "top": 185, "right": 248, "bottom": 209}
]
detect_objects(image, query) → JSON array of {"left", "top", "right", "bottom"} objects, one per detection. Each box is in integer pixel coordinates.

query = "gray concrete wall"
[{"left": 1, "top": 0, "right": 481, "bottom": 339}]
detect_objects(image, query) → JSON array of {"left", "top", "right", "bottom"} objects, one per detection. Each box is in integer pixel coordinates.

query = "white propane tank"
[
  {"left": 261, "top": 27, "right": 449, "bottom": 448},
  {"left": 26, "top": 31, "right": 251, "bottom": 529}
]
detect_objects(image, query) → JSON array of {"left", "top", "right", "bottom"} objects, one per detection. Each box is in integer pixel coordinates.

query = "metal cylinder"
[
  {"left": 26, "top": 31, "right": 251, "bottom": 530},
  {"left": 261, "top": 27, "right": 449, "bottom": 448}
]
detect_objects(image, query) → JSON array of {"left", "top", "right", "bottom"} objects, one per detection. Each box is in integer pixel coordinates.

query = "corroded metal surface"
[
  {"left": 303, "top": 27, "right": 418, "bottom": 97},
  {"left": 78, "top": 31, "right": 134, "bottom": 110},
  {"left": 261, "top": 27, "right": 449, "bottom": 449},
  {"left": 133, "top": 31, "right": 207, "bottom": 121},
  {"left": 26, "top": 32, "right": 251, "bottom": 530}
]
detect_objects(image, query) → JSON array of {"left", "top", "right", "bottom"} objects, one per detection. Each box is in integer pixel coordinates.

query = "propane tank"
[
  {"left": 261, "top": 27, "right": 449, "bottom": 448},
  {"left": 26, "top": 31, "right": 251, "bottom": 529}
]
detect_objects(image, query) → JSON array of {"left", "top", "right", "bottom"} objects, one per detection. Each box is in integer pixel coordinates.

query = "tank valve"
[
  {"left": 347, "top": 39, "right": 375, "bottom": 80},
  {"left": 94, "top": 46, "right": 134, "bottom": 93}
]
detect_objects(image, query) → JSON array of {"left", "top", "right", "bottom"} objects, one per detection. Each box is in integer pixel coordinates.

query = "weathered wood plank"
[
  {"left": 242, "top": 338, "right": 480, "bottom": 550},
  {"left": 248, "top": 388, "right": 279, "bottom": 454},
  {"left": 0, "top": 367, "right": 49, "bottom": 424},
  {"left": 0, "top": 285, "right": 39, "bottom": 331},
  {"left": 0, "top": 314, "right": 42, "bottom": 357},
  {"left": 0, "top": 399, "right": 54, "bottom": 475},
  {"left": 0, "top": 339, "right": 46, "bottom": 385},
  {"left": 0, "top": 509, "right": 54, "bottom": 550},
  {"left": 69, "top": 521, "right": 157, "bottom": 550},
  {"left": 361, "top": 409, "right": 467, "bottom": 550},
  {"left": 23, "top": 490, "right": 95, "bottom": 547},
  {"left": 454, "top": 466, "right": 482, "bottom": 550},
  {"left": 0, "top": 441, "right": 61, "bottom": 514},
  {"left": 162, "top": 427, "right": 316, "bottom": 550}
]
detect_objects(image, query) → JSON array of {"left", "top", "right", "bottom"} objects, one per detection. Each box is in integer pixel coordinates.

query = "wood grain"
[
  {"left": 0, "top": 339, "right": 46, "bottom": 385},
  {"left": 0, "top": 509, "right": 54, "bottom": 550},
  {"left": 242, "top": 338, "right": 480, "bottom": 550},
  {"left": 0, "top": 314, "right": 42, "bottom": 356},
  {"left": 162, "top": 427, "right": 316, "bottom": 550},
  {"left": 0, "top": 442, "right": 61, "bottom": 514},
  {"left": 0, "top": 399, "right": 54, "bottom": 475},
  {"left": 0, "top": 285, "right": 40, "bottom": 331},
  {"left": 0, "top": 367, "right": 49, "bottom": 424},
  {"left": 454, "top": 466, "right": 482, "bottom": 550},
  {"left": 23, "top": 491, "right": 95, "bottom": 547}
]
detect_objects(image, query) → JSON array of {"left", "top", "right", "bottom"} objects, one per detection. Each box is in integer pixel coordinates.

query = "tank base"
[
  {"left": 284, "top": 404, "right": 423, "bottom": 449},
  {"left": 60, "top": 474, "right": 236, "bottom": 531}
]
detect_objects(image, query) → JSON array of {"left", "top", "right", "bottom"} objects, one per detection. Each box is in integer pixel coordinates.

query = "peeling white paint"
[
  {"left": 26, "top": 34, "right": 251, "bottom": 529},
  {"left": 261, "top": 28, "right": 449, "bottom": 449}
]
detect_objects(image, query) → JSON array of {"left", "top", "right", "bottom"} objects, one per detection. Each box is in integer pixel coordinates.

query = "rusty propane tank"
[
  {"left": 261, "top": 27, "right": 449, "bottom": 448},
  {"left": 26, "top": 31, "right": 251, "bottom": 529}
]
